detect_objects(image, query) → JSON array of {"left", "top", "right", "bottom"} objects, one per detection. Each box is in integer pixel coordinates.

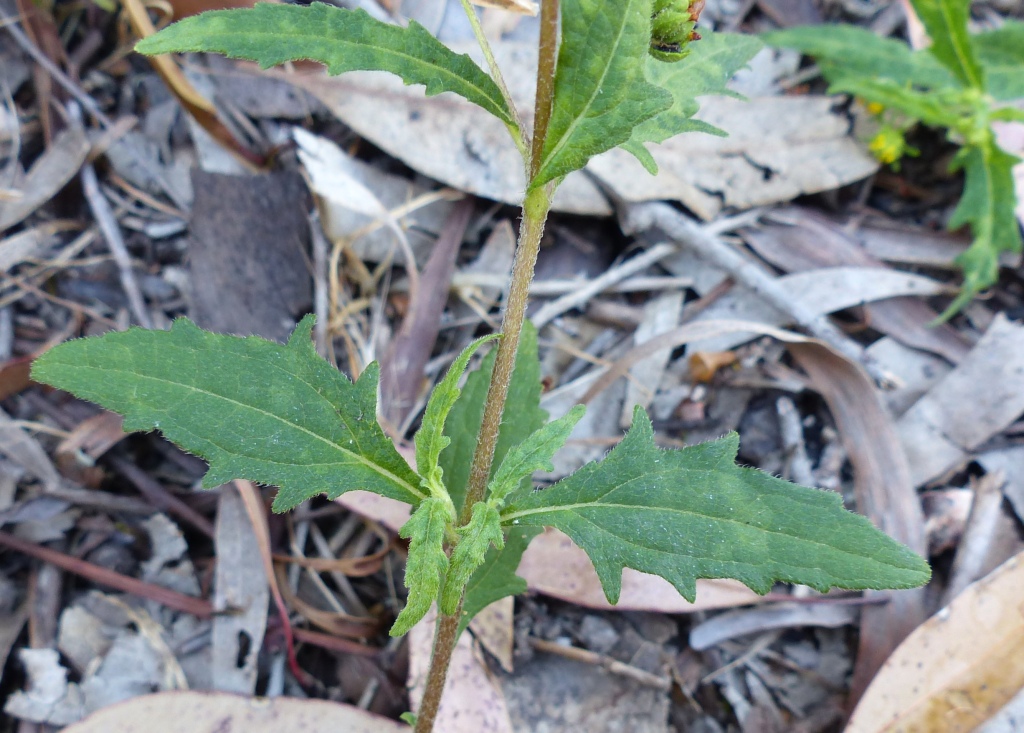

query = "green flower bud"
[{"left": 649, "top": 0, "right": 704, "bottom": 62}]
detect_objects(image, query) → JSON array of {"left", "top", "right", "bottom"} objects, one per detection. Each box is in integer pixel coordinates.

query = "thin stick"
[
  {"left": 530, "top": 242, "right": 677, "bottom": 327},
  {"left": 68, "top": 115, "right": 156, "bottom": 330},
  {"left": 530, "top": 637, "right": 672, "bottom": 690},
  {"left": 0, "top": 529, "right": 212, "bottom": 617},
  {"left": 619, "top": 202, "right": 895, "bottom": 386},
  {"left": 0, "top": 8, "right": 113, "bottom": 128}
]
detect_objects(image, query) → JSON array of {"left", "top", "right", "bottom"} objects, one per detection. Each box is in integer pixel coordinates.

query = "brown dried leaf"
[{"left": 848, "top": 550, "right": 1024, "bottom": 733}]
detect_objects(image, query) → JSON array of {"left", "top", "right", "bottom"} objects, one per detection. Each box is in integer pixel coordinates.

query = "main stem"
[
  {"left": 411, "top": 188, "right": 551, "bottom": 733},
  {"left": 413, "top": 3, "right": 559, "bottom": 727}
]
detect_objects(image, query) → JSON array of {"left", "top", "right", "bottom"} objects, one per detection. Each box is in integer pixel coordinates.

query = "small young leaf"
[
  {"left": 440, "top": 502, "right": 504, "bottom": 615},
  {"left": 974, "top": 21, "right": 1024, "bottom": 100},
  {"left": 31, "top": 316, "right": 423, "bottom": 511},
  {"left": 909, "top": 0, "right": 984, "bottom": 89},
  {"left": 503, "top": 407, "right": 931, "bottom": 603},
  {"left": 415, "top": 334, "right": 499, "bottom": 495},
  {"left": 439, "top": 322, "right": 547, "bottom": 514},
  {"left": 764, "top": 25, "right": 956, "bottom": 91},
  {"left": 530, "top": 0, "right": 671, "bottom": 188},
  {"left": 487, "top": 404, "right": 586, "bottom": 509},
  {"left": 941, "top": 136, "right": 1023, "bottom": 317},
  {"left": 392, "top": 497, "right": 452, "bottom": 636},
  {"left": 135, "top": 2, "right": 515, "bottom": 127},
  {"left": 459, "top": 526, "right": 540, "bottom": 634},
  {"left": 622, "top": 31, "right": 762, "bottom": 173},
  {"left": 439, "top": 322, "right": 547, "bottom": 630}
]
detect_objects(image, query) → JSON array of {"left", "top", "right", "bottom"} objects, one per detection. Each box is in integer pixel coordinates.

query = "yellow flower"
[
  {"left": 866, "top": 101, "right": 885, "bottom": 115},
  {"left": 869, "top": 125, "right": 906, "bottom": 165}
]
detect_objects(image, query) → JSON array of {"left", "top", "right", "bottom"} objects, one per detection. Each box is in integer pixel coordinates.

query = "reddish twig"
[{"left": 0, "top": 529, "right": 212, "bottom": 617}]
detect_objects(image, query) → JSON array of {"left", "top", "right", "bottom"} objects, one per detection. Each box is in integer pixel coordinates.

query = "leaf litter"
[{"left": 2, "top": 0, "right": 1024, "bottom": 729}]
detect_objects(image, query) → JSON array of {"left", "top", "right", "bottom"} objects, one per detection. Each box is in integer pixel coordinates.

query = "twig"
[
  {"left": 941, "top": 470, "right": 1009, "bottom": 606},
  {"left": 776, "top": 396, "right": 816, "bottom": 487},
  {"left": 309, "top": 209, "right": 330, "bottom": 358},
  {"left": 109, "top": 455, "right": 216, "bottom": 538},
  {"left": 529, "top": 637, "right": 672, "bottom": 690},
  {"left": 0, "top": 7, "right": 113, "bottom": 128},
  {"left": 619, "top": 202, "right": 895, "bottom": 386},
  {"left": 530, "top": 242, "right": 678, "bottom": 328},
  {"left": 0, "top": 529, "right": 212, "bottom": 617},
  {"left": 79, "top": 157, "right": 154, "bottom": 328}
]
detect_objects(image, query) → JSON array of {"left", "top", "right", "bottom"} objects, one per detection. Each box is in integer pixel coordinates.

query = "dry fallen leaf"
[
  {"left": 61, "top": 690, "right": 409, "bottom": 733},
  {"left": 211, "top": 484, "right": 268, "bottom": 694},
  {"left": 897, "top": 314, "right": 1024, "bottom": 487},
  {"left": 848, "top": 549, "right": 1024, "bottom": 733},
  {"left": 519, "top": 528, "right": 761, "bottom": 612},
  {"left": 588, "top": 96, "right": 879, "bottom": 220},
  {"left": 0, "top": 126, "right": 89, "bottom": 232}
]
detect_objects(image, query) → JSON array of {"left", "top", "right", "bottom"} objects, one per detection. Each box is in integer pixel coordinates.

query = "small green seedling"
[
  {"left": 766, "top": 0, "right": 1024, "bottom": 319},
  {"left": 32, "top": 1, "right": 930, "bottom": 730}
]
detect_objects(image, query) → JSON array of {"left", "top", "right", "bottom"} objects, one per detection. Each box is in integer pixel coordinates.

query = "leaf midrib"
[
  {"left": 185, "top": 27, "right": 510, "bottom": 123},
  {"left": 934, "top": 0, "right": 982, "bottom": 88},
  {"left": 503, "top": 461, "right": 908, "bottom": 569},
  {"left": 67, "top": 362, "right": 425, "bottom": 501},
  {"left": 506, "top": 499, "right": 913, "bottom": 571},
  {"left": 537, "top": 1, "right": 636, "bottom": 182}
]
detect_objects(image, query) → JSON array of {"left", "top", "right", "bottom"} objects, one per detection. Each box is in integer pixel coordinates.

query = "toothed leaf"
[
  {"left": 136, "top": 2, "right": 515, "bottom": 126},
  {"left": 32, "top": 316, "right": 423, "bottom": 512},
  {"left": 504, "top": 406, "right": 932, "bottom": 604}
]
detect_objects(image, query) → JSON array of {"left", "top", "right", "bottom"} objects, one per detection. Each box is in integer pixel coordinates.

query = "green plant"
[
  {"left": 766, "top": 0, "right": 1024, "bottom": 319},
  {"left": 32, "top": 2, "right": 930, "bottom": 730}
]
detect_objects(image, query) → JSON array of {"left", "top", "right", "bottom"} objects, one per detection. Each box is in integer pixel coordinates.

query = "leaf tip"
[{"left": 287, "top": 314, "right": 317, "bottom": 349}]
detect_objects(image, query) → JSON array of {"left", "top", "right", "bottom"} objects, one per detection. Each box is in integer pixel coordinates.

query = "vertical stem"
[
  {"left": 413, "top": 3, "right": 561, "bottom": 729},
  {"left": 412, "top": 608, "right": 461, "bottom": 733}
]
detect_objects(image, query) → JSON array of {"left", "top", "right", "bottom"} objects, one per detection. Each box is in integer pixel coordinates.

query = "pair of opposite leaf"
[
  {"left": 31, "top": 316, "right": 931, "bottom": 642},
  {"left": 391, "top": 333, "right": 585, "bottom": 636}
]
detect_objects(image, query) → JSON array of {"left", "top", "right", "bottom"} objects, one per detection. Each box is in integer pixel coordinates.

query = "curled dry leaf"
[
  {"left": 897, "top": 314, "right": 1024, "bottom": 487},
  {"left": 0, "top": 126, "right": 89, "bottom": 232},
  {"left": 848, "top": 549, "right": 1024, "bottom": 733},
  {"left": 60, "top": 691, "right": 409, "bottom": 733}
]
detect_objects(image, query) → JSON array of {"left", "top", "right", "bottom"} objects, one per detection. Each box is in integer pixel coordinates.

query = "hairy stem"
[
  {"left": 412, "top": 606, "right": 462, "bottom": 733},
  {"left": 411, "top": 184, "right": 552, "bottom": 733},
  {"left": 413, "top": 5, "right": 560, "bottom": 728}
]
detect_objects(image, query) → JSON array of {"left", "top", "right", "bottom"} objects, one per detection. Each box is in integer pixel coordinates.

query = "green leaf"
[
  {"left": 503, "top": 407, "right": 931, "bottom": 603},
  {"left": 531, "top": 0, "right": 672, "bottom": 188},
  {"left": 764, "top": 25, "right": 956, "bottom": 90},
  {"left": 827, "top": 77, "right": 966, "bottom": 129},
  {"left": 439, "top": 322, "right": 547, "bottom": 629},
  {"left": 909, "top": 0, "right": 984, "bottom": 89},
  {"left": 974, "top": 21, "right": 1024, "bottom": 100},
  {"left": 940, "top": 136, "right": 1023, "bottom": 317},
  {"left": 439, "top": 322, "right": 547, "bottom": 515},
  {"left": 458, "top": 525, "right": 540, "bottom": 634},
  {"left": 31, "top": 316, "right": 423, "bottom": 512},
  {"left": 622, "top": 32, "right": 762, "bottom": 173},
  {"left": 441, "top": 502, "right": 505, "bottom": 615},
  {"left": 416, "top": 334, "right": 499, "bottom": 496},
  {"left": 486, "top": 404, "right": 586, "bottom": 509},
  {"left": 392, "top": 497, "right": 452, "bottom": 636},
  {"left": 135, "top": 2, "right": 515, "bottom": 127}
]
